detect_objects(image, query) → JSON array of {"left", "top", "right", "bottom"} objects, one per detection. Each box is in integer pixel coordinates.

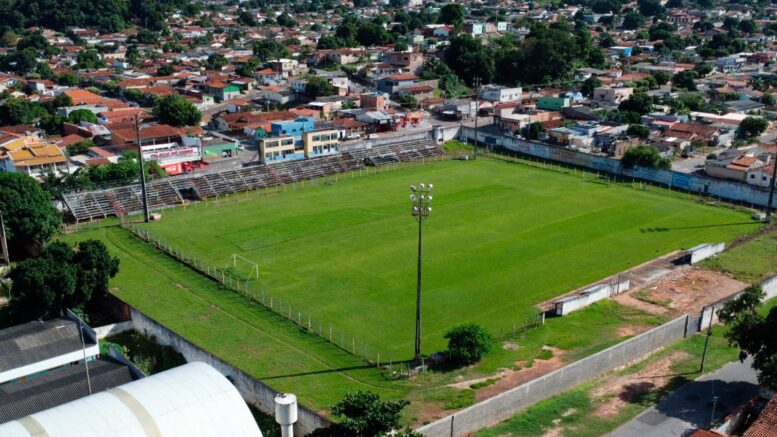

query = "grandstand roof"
[{"left": 0, "top": 362, "right": 263, "bottom": 437}]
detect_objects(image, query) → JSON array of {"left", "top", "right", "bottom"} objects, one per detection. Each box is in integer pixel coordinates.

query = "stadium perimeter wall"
[
  {"left": 127, "top": 305, "right": 329, "bottom": 436},
  {"left": 416, "top": 315, "right": 689, "bottom": 437},
  {"left": 463, "top": 128, "right": 777, "bottom": 209}
]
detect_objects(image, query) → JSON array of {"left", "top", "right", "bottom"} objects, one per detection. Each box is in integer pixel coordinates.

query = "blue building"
[{"left": 270, "top": 117, "right": 315, "bottom": 148}]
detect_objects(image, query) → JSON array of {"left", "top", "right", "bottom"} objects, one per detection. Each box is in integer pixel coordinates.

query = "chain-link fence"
[{"left": 122, "top": 222, "right": 409, "bottom": 378}]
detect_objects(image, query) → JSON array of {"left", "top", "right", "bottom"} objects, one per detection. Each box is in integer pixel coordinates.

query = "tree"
[
  {"left": 305, "top": 76, "right": 334, "bottom": 98},
  {"left": 763, "top": 93, "right": 776, "bottom": 106},
  {"left": 398, "top": 93, "right": 417, "bottom": 109},
  {"left": 0, "top": 97, "right": 48, "bottom": 125},
  {"left": 692, "top": 62, "right": 713, "bottom": 78},
  {"left": 521, "top": 121, "right": 544, "bottom": 140},
  {"left": 444, "top": 323, "right": 493, "bottom": 365},
  {"left": 156, "top": 63, "right": 174, "bottom": 76},
  {"left": 619, "top": 93, "right": 653, "bottom": 115},
  {"left": 66, "top": 108, "right": 97, "bottom": 124},
  {"left": 672, "top": 71, "right": 697, "bottom": 91},
  {"left": 620, "top": 145, "right": 671, "bottom": 170},
  {"left": 622, "top": 11, "right": 645, "bottom": 30},
  {"left": 439, "top": 4, "right": 465, "bottom": 26},
  {"left": 638, "top": 0, "right": 664, "bottom": 17},
  {"left": 445, "top": 34, "right": 495, "bottom": 85},
  {"left": 311, "top": 391, "right": 410, "bottom": 437},
  {"left": 205, "top": 52, "right": 227, "bottom": 70},
  {"left": 153, "top": 94, "right": 201, "bottom": 127},
  {"left": 277, "top": 12, "right": 297, "bottom": 28},
  {"left": 8, "top": 240, "right": 119, "bottom": 323},
  {"left": 0, "top": 173, "right": 61, "bottom": 251},
  {"left": 75, "top": 49, "right": 106, "bottom": 69},
  {"left": 737, "top": 117, "right": 768, "bottom": 139},
  {"left": 653, "top": 71, "right": 670, "bottom": 86},
  {"left": 627, "top": 124, "right": 650, "bottom": 139},
  {"left": 253, "top": 39, "right": 290, "bottom": 62},
  {"left": 581, "top": 76, "right": 602, "bottom": 98},
  {"left": 718, "top": 285, "right": 777, "bottom": 390}
]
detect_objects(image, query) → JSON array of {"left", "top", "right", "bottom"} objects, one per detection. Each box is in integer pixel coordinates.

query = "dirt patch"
[
  {"left": 616, "top": 324, "right": 648, "bottom": 337},
  {"left": 474, "top": 348, "right": 565, "bottom": 401},
  {"left": 617, "top": 267, "right": 747, "bottom": 317},
  {"left": 591, "top": 350, "right": 691, "bottom": 418},
  {"left": 503, "top": 342, "right": 519, "bottom": 350},
  {"left": 416, "top": 403, "right": 449, "bottom": 426}
]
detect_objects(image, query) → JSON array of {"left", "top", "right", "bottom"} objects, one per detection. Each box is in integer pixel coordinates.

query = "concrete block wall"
[
  {"left": 416, "top": 315, "right": 689, "bottom": 437},
  {"left": 129, "top": 306, "right": 329, "bottom": 436},
  {"left": 93, "top": 321, "right": 134, "bottom": 339},
  {"left": 463, "top": 127, "right": 777, "bottom": 209},
  {"left": 689, "top": 242, "right": 726, "bottom": 265},
  {"left": 554, "top": 278, "right": 630, "bottom": 316}
]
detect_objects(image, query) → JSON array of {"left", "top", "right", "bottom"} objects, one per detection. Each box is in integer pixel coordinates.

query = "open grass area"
[
  {"left": 62, "top": 227, "right": 409, "bottom": 411},
  {"left": 135, "top": 158, "right": 758, "bottom": 360},
  {"left": 700, "top": 226, "right": 777, "bottom": 283}
]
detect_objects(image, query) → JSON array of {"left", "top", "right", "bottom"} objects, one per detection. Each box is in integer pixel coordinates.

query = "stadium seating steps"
[{"left": 63, "top": 139, "right": 442, "bottom": 221}]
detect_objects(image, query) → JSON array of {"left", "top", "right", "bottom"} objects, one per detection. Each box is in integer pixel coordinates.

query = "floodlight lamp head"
[
  {"left": 410, "top": 194, "right": 416, "bottom": 201},
  {"left": 419, "top": 183, "right": 425, "bottom": 189},
  {"left": 428, "top": 184, "right": 433, "bottom": 190},
  {"left": 410, "top": 185, "right": 417, "bottom": 192},
  {"left": 427, "top": 195, "right": 432, "bottom": 202}
]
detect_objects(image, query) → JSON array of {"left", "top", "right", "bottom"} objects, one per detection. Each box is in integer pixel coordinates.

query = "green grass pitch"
[{"left": 135, "top": 157, "right": 759, "bottom": 359}]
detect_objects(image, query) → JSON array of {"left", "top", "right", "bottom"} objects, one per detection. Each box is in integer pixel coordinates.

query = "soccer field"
[{"left": 138, "top": 157, "right": 758, "bottom": 359}]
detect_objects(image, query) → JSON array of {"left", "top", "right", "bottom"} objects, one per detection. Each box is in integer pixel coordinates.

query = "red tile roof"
[{"left": 745, "top": 397, "right": 777, "bottom": 437}]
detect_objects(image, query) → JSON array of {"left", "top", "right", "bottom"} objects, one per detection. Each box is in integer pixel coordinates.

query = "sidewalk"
[{"left": 607, "top": 357, "right": 758, "bottom": 437}]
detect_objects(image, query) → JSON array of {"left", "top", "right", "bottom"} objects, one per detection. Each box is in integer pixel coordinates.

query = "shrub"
[{"left": 444, "top": 323, "right": 493, "bottom": 365}]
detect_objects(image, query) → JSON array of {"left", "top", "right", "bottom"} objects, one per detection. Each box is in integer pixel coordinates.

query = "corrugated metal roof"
[
  {"left": 0, "top": 359, "right": 134, "bottom": 424},
  {"left": 0, "top": 319, "right": 92, "bottom": 372}
]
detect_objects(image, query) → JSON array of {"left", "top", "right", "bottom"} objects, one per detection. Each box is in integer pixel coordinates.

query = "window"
[
  {"left": 751, "top": 174, "right": 756, "bottom": 179},
  {"left": 764, "top": 176, "right": 768, "bottom": 181}
]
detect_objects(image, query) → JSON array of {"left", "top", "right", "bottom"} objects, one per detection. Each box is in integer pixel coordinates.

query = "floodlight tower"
[{"left": 409, "top": 183, "right": 433, "bottom": 362}]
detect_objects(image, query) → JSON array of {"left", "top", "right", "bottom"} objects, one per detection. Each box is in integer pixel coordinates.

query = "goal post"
[{"left": 231, "top": 253, "right": 259, "bottom": 279}]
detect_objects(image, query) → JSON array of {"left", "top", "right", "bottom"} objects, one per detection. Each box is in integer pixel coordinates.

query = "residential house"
[
  {"left": 592, "top": 86, "right": 634, "bottom": 106},
  {"left": 203, "top": 81, "right": 241, "bottom": 102},
  {"left": 479, "top": 85, "right": 522, "bottom": 103},
  {"left": 0, "top": 132, "right": 68, "bottom": 178}
]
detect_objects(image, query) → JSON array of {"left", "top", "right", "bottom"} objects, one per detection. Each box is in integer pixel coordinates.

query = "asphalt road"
[{"left": 607, "top": 357, "right": 758, "bottom": 437}]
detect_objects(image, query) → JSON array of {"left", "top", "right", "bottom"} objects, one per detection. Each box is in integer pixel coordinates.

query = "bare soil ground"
[
  {"left": 590, "top": 350, "right": 692, "bottom": 418},
  {"left": 614, "top": 266, "right": 747, "bottom": 317},
  {"left": 475, "top": 347, "right": 565, "bottom": 401}
]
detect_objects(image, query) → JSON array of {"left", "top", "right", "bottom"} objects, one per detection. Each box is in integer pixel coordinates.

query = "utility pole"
[
  {"left": 766, "top": 151, "right": 777, "bottom": 222},
  {"left": 472, "top": 76, "right": 481, "bottom": 159},
  {"left": 135, "top": 114, "right": 150, "bottom": 222},
  {"left": 409, "top": 183, "right": 433, "bottom": 363}
]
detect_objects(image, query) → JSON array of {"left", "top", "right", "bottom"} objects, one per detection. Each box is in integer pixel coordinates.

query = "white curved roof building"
[{"left": 0, "top": 362, "right": 263, "bottom": 437}]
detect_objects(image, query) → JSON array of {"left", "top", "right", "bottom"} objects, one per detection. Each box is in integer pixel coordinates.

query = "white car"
[{"left": 346, "top": 133, "right": 361, "bottom": 140}]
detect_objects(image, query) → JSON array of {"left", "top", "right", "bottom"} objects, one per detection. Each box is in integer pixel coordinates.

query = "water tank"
[{"left": 274, "top": 393, "right": 298, "bottom": 437}]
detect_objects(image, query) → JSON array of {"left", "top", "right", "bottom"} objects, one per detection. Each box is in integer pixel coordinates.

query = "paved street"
[{"left": 608, "top": 358, "right": 758, "bottom": 437}]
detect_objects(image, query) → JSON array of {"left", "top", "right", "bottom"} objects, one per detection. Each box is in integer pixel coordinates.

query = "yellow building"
[
  {"left": 258, "top": 135, "right": 300, "bottom": 164},
  {"left": 303, "top": 129, "right": 339, "bottom": 158},
  {"left": 0, "top": 132, "right": 67, "bottom": 178}
]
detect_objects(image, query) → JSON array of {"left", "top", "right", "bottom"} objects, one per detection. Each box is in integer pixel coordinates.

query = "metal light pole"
[
  {"left": 472, "top": 76, "right": 481, "bottom": 159},
  {"left": 410, "top": 183, "right": 433, "bottom": 362},
  {"left": 765, "top": 152, "right": 777, "bottom": 222},
  {"left": 135, "top": 113, "right": 150, "bottom": 222}
]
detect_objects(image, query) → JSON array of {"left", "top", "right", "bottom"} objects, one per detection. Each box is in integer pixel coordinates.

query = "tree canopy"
[
  {"left": 620, "top": 145, "right": 671, "bottom": 170},
  {"left": 305, "top": 76, "right": 335, "bottom": 98},
  {"left": 444, "top": 323, "right": 493, "bottom": 365},
  {"left": 737, "top": 117, "right": 768, "bottom": 139},
  {"left": 153, "top": 94, "right": 201, "bottom": 127},
  {"left": 0, "top": 172, "right": 61, "bottom": 251},
  {"left": 310, "top": 391, "right": 412, "bottom": 437},
  {"left": 718, "top": 285, "right": 777, "bottom": 390},
  {"left": 9, "top": 240, "right": 119, "bottom": 323}
]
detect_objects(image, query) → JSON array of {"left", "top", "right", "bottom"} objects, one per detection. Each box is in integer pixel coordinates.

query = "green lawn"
[
  {"left": 135, "top": 158, "right": 758, "bottom": 360},
  {"left": 700, "top": 226, "right": 777, "bottom": 283},
  {"left": 62, "top": 227, "right": 409, "bottom": 411}
]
